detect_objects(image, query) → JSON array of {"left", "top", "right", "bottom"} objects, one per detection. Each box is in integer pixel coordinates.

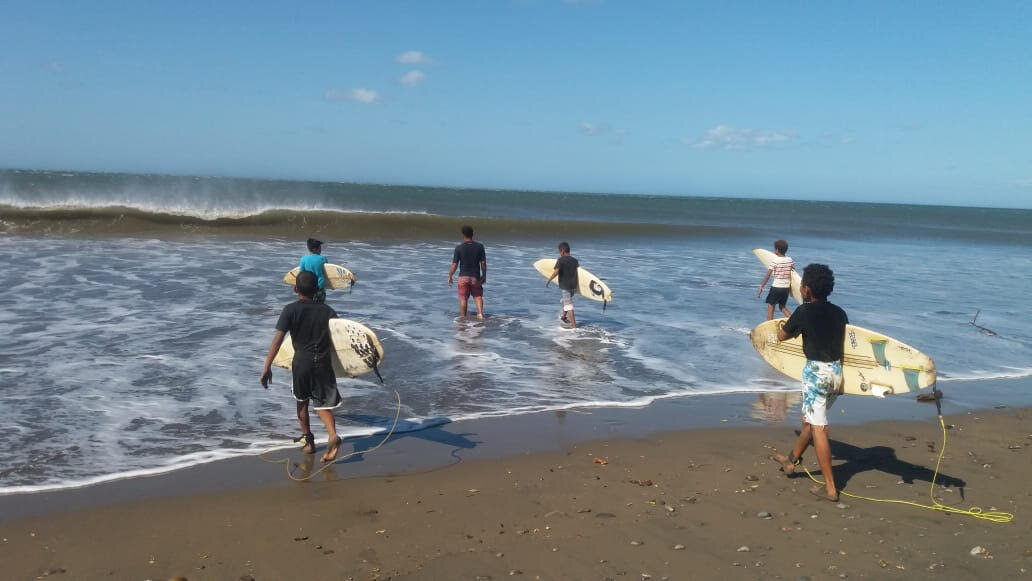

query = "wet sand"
[{"left": 1, "top": 393, "right": 1029, "bottom": 580}]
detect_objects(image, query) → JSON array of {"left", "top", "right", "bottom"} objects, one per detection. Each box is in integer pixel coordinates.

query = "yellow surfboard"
[
  {"left": 273, "top": 319, "right": 384, "bottom": 378},
  {"left": 533, "top": 258, "right": 612, "bottom": 303},
  {"left": 750, "top": 319, "right": 936, "bottom": 397},
  {"left": 283, "top": 263, "right": 355, "bottom": 290}
]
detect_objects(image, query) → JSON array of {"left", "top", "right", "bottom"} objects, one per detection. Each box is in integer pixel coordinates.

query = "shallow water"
[
  {"left": 0, "top": 170, "right": 1030, "bottom": 493},
  {"left": 0, "top": 232, "right": 1028, "bottom": 493}
]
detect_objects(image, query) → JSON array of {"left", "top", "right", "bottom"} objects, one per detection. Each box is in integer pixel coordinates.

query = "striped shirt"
[{"left": 769, "top": 256, "right": 794, "bottom": 288}]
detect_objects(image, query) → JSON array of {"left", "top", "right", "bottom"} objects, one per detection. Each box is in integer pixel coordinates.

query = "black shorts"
[
  {"left": 291, "top": 352, "right": 342, "bottom": 409},
  {"left": 765, "top": 287, "right": 790, "bottom": 308}
]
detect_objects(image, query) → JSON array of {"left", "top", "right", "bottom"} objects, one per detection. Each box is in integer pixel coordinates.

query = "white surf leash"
[{"left": 260, "top": 364, "right": 402, "bottom": 482}]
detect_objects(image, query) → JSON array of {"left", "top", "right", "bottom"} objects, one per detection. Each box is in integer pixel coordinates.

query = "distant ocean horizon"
[
  {"left": 2, "top": 168, "right": 1030, "bottom": 243},
  {"left": 1, "top": 167, "right": 1029, "bottom": 494}
]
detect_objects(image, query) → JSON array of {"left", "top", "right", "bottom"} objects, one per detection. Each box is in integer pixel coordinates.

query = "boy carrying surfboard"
[
  {"left": 771, "top": 263, "right": 848, "bottom": 502},
  {"left": 260, "top": 270, "right": 343, "bottom": 463},
  {"left": 299, "top": 237, "right": 329, "bottom": 304},
  {"left": 545, "top": 241, "right": 579, "bottom": 328},
  {"left": 756, "top": 239, "right": 795, "bottom": 320}
]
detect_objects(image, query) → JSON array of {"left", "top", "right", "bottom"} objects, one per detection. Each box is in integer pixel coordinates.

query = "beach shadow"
[
  {"left": 334, "top": 414, "right": 480, "bottom": 466},
  {"left": 791, "top": 431, "right": 967, "bottom": 498}
]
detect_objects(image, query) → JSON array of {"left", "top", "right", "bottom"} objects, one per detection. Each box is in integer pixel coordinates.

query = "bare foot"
[
  {"left": 772, "top": 452, "right": 797, "bottom": 475},
  {"left": 476, "top": 313, "right": 484, "bottom": 320},
  {"left": 321, "top": 436, "right": 342, "bottom": 463},
  {"left": 299, "top": 433, "right": 315, "bottom": 454},
  {"left": 809, "top": 485, "right": 839, "bottom": 502}
]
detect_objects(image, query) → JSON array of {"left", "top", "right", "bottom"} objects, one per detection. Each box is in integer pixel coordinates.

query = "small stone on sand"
[{"left": 737, "top": 546, "right": 750, "bottom": 552}]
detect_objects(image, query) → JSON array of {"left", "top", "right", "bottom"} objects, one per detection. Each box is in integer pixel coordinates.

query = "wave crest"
[{"left": 0, "top": 204, "right": 740, "bottom": 240}]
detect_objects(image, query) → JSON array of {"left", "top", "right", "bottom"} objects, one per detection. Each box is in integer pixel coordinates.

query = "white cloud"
[
  {"left": 580, "top": 121, "right": 608, "bottom": 136},
  {"left": 400, "top": 70, "right": 426, "bottom": 86},
  {"left": 682, "top": 125, "right": 795, "bottom": 150},
  {"left": 579, "top": 122, "right": 626, "bottom": 143},
  {"left": 396, "top": 50, "right": 433, "bottom": 65},
  {"left": 325, "top": 87, "right": 380, "bottom": 104}
]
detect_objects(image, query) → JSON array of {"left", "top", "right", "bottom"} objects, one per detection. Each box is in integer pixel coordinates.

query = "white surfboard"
[
  {"left": 273, "top": 319, "right": 385, "bottom": 378},
  {"left": 533, "top": 258, "right": 612, "bottom": 303},
  {"left": 283, "top": 263, "right": 355, "bottom": 290},
  {"left": 753, "top": 248, "right": 803, "bottom": 304},
  {"left": 750, "top": 319, "right": 936, "bottom": 397}
]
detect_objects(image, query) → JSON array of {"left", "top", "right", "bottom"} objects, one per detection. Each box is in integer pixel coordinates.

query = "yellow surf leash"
[{"left": 800, "top": 390, "right": 1012, "bottom": 524}]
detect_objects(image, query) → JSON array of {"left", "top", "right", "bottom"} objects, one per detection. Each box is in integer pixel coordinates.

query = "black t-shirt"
[
  {"left": 452, "top": 241, "right": 486, "bottom": 278},
  {"left": 275, "top": 300, "right": 338, "bottom": 357},
  {"left": 782, "top": 300, "right": 849, "bottom": 362},
  {"left": 556, "top": 255, "right": 579, "bottom": 291}
]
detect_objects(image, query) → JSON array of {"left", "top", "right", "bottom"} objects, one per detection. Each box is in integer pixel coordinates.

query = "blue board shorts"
[{"left": 801, "top": 360, "right": 843, "bottom": 426}]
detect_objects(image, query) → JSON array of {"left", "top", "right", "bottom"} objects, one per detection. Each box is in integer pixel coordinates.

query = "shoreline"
[
  {"left": 0, "top": 384, "right": 1029, "bottom": 579},
  {"left": 1, "top": 376, "right": 1030, "bottom": 520}
]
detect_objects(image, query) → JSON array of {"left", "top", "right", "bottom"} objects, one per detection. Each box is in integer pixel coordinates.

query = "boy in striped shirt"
[{"left": 756, "top": 239, "right": 795, "bottom": 320}]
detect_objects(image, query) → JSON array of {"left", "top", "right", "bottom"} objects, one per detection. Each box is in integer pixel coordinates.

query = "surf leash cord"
[
  {"left": 800, "top": 387, "right": 1013, "bottom": 524},
  {"left": 259, "top": 370, "right": 402, "bottom": 483}
]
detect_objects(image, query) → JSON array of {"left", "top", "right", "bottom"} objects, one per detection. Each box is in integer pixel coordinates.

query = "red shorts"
[{"left": 457, "top": 276, "right": 483, "bottom": 299}]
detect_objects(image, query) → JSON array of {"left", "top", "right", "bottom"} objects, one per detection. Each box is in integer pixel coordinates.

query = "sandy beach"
[{"left": 1, "top": 393, "right": 1029, "bottom": 580}]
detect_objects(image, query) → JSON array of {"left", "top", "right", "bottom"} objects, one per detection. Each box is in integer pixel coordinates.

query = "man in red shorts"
[{"left": 447, "top": 225, "right": 487, "bottom": 319}]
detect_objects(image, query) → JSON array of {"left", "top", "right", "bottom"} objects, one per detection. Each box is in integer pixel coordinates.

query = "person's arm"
[
  {"left": 757, "top": 269, "right": 772, "bottom": 297},
  {"left": 546, "top": 267, "right": 559, "bottom": 286},
  {"left": 778, "top": 312, "right": 801, "bottom": 342},
  {"left": 448, "top": 262, "right": 458, "bottom": 286},
  {"left": 260, "top": 330, "right": 287, "bottom": 388},
  {"left": 480, "top": 257, "right": 487, "bottom": 284}
]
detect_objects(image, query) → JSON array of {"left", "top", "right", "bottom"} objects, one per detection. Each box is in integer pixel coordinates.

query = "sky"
[{"left": 2, "top": 1, "right": 1031, "bottom": 208}]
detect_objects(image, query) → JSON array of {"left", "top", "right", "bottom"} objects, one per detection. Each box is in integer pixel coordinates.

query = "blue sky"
[{"left": 2, "top": 1, "right": 1031, "bottom": 207}]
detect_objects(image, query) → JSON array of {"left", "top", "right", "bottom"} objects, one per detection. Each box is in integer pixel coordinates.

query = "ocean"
[{"left": 1, "top": 168, "right": 1030, "bottom": 494}]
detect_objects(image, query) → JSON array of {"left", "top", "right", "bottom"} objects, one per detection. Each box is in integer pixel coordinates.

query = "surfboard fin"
[{"left": 871, "top": 384, "right": 892, "bottom": 398}]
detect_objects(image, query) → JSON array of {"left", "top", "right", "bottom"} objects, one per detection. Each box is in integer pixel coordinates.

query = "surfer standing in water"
[
  {"left": 756, "top": 239, "right": 794, "bottom": 320},
  {"left": 299, "top": 238, "right": 329, "bottom": 304},
  {"left": 772, "top": 263, "right": 848, "bottom": 502},
  {"left": 545, "top": 241, "right": 579, "bottom": 328},
  {"left": 448, "top": 225, "right": 487, "bottom": 320},
  {"left": 260, "top": 270, "right": 343, "bottom": 463}
]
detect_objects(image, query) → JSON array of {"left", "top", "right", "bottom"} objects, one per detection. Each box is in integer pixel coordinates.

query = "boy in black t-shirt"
[
  {"left": 261, "top": 270, "right": 343, "bottom": 463},
  {"left": 447, "top": 225, "right": 487, "bottom": 319},
  {"left": 771, "top": 263, "right": 848, "bottom": 502},
  {"left": 545, "top": 241, "right": 579, "bottom": 328}
]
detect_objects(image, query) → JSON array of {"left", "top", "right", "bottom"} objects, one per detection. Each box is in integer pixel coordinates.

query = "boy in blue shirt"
[{"left": 299, "top": 238, "right": 328, "bottom": 304}]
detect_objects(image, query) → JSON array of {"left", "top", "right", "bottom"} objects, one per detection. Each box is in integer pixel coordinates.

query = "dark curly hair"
[
  {"left": 802, "top": 263, "right": 835, "bottom": 300},
  {"left": 295, "top": 270, "right": 319, "bottom": 298}
]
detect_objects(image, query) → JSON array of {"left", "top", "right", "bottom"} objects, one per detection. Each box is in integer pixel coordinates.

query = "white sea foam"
[
  {"left": 938, "top": 367, "right": 1032, "bottom": 382},
  {"left": 0, "top": 234, "right": 1029, "bottom": 494}
]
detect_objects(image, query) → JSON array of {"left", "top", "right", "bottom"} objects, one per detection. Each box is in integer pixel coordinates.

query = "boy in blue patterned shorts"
[{"left": 772, "top": 263, "right": 848, "bottom": 502}]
